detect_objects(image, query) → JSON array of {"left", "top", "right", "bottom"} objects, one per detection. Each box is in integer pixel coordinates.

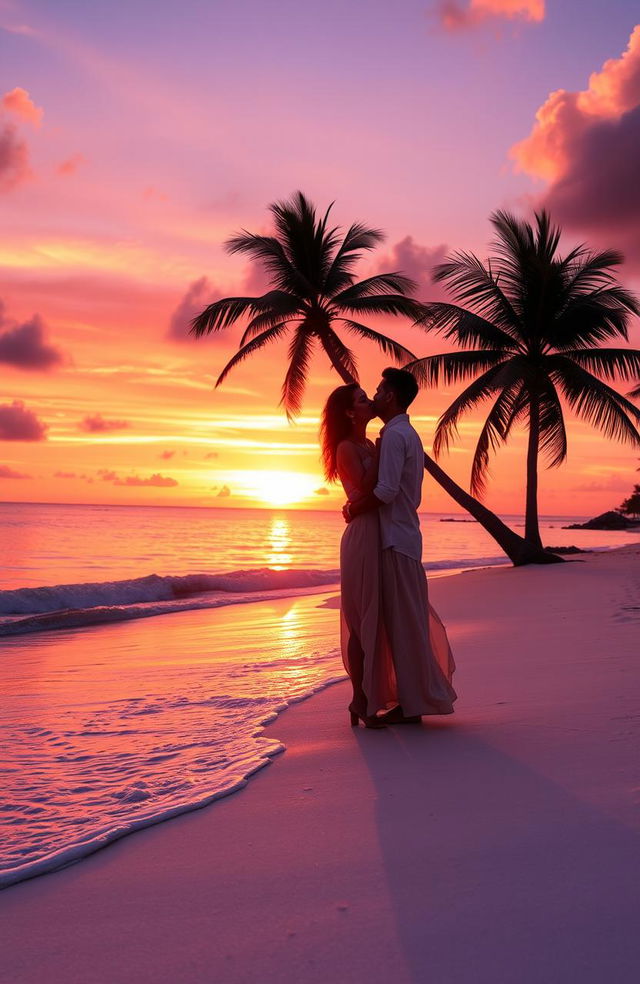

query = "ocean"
[{"left": 1, "top": 501, "right": 637, "bottom": 888}]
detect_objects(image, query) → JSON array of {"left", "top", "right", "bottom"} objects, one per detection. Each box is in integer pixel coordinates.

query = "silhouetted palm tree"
[
  {"left": 407, "top": 210, "right": 640, "bottom": 549},
  {"left": 191, "top": 191, "right": 421, "bottom": 417},
  {"left": 192, "top": 193, "right": 570, "bottom": 565}
]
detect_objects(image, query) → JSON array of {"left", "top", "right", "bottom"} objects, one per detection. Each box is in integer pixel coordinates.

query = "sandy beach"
[{"left": 2, "top": 544, "right": 640, "bottom": 983}]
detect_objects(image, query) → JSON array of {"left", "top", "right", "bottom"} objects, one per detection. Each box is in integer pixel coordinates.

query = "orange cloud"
[
  {"left": 1, "top": 87, "right": 42, "bottom": 126},
  {"left": 56, "top": 152, "right": 85, "bottom": 177},
  {"left": 438, "top": 0, "right": 544, "bottom": 31},
  {"left": 511, "top": 26, "right": 640, "bottom": 267},
  {"left": 79, "top": 414, "right": 130, "bottom": 433},
  {"left": 512, "top": 26, "right": 640, "bottom": 180}
]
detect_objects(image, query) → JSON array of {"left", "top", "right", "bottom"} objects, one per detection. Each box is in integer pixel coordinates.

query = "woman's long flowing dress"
[{"left": 339, "top": 442, "right": 456, "bottom": 717}]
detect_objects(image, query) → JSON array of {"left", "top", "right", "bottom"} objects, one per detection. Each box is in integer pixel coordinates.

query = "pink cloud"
[
  {"left": 511, "top": 26, "right": 640, "bottom": 266},
  {"left": 56, "top": 152, "right": 85, "bottom": 177},
  {"left": 1, "top": 87, "right": 43, "bottom": 127},
  {"left": 375, "top": 236, "right": 449, "bottom": 299},
  {"left": 0, "top": 121, "right": 30, "bottom": 191},
  {"left": 0, "top": 312, "right": 64, "bottom": 369},
  {"left": 79, "top": 414, "right": 130, "bottom": 433},
  {"left": 54, "top": 470, "right": 77, "bottom": 478},
  {"left": 159, "top": 450, "right": 175, "bottom": 460},
  {"left": 0, "top": 464, "right": 32, "bottom": 479},
  {"left": 241, "top": 259, "right": 272, "bottom": 296},
  {"left": 167, "top": 276, "right": 223, "bottom": 342},
  {"left": 437, "top": 0, "right": 544, "bottom": 31},
  {"left": 0, "top": 400, "right": 47, "bottom": 441}
]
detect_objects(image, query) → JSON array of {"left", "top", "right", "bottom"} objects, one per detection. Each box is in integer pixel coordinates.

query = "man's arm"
[{"left": 373, "top": 428, "right": 405, "bottom": 504}]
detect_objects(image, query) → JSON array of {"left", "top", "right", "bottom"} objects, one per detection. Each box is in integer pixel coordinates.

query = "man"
[{"left": 344, "top": 367, "right": 457, "bottom": 722}]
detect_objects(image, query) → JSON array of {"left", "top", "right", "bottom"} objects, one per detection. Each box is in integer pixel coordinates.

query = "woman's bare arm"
[{"left": 336, "top": 441, "right": 366, "bottom": 495}]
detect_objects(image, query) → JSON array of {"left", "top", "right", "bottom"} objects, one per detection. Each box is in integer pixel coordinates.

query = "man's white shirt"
[{"left": 373, "top": 413, "right": 424, "bottom": 562}]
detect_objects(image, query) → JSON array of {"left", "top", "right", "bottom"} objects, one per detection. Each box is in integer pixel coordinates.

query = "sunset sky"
[{"left": 1, "top": 0, "right": 639, "bottom": 513}]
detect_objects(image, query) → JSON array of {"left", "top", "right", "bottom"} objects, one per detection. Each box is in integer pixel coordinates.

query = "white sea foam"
[
  {"left": 0, "top": 589, "right": 347, "bottom": 890},
  {"left": 0, "top": 674, "right": 344, "bottom": 890},
  {"left": 0, "top": 559, "right": 514, "bottom": 637}
]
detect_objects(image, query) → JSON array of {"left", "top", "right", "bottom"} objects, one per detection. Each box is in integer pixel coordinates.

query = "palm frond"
[
  {"left": 234, "top": 292, "right": 302, "bottom": 345},
  {"left": 339, "top": 319, "right": 417, "bottom": 364},
  {"left": 547, "top": 356, "right": 640, "bottom": 446},
  {"left": 240, "top": 311, "right": 301, "bottom": 346},
  {"left": 225, "top": 233, "right": 312, "bottom": 297},
  {"left": 492, "top": 210, "right": 561, "bottom": 268},
  {"left": 191, "top": 297, "right": 259, "bottom": 337},
  {"left": 270, "top": 192, "right": 341, "bottom": 291},
  {"left": 560, "top": 248, "right": 626, "bottom": 296},
  {"left": 556, "top": 348, "right": 640, "bottom": 382},
  {"left": 332, "top": 272, "right": 417, "bottom": 305},
  {"left": 433, "top": 251, "right": 523, "bottom": 335},
  {"left": 404, "top": 349, "right": 508, "bottom": 388},
  {"left": 414, "top": 302, "right": 521, "bottom": 350},
  {"left": 323, "top": 222, "right": 386, "bottom": 297},
  {"left": 215, "top": 323, "right": 290, "bottom": 387},
  {"left": 281, "top": 328, "right": 313, "bottom": 419},
  {"left": 549, "top": 287, "right": 639, "bottom": 349},
  {"left": 536, "top": 379, "right": 568, "bottom": 468},
  {"left": 470, "top": 381, "right": 525, "bottom": 496},
  {"left": 432, "top": 359, "right": 521, "bottom": 458},
  {"left": 335, "top": 294, "right": 425, "bottom": 319}
]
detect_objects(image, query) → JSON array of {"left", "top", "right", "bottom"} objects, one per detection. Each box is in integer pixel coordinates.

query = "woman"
[{"left": 320, "top": 383, "right": 456, "bottom": 729}]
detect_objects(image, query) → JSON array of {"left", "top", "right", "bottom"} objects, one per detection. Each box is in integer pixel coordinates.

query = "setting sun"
[{"left": 245, "top": 470, "right": 321, "bottom": 507}]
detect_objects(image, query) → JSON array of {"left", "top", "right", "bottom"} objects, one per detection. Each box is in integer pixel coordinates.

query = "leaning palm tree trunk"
[{"left": 422, "top": 452, "right": 561, "bottom": 565}]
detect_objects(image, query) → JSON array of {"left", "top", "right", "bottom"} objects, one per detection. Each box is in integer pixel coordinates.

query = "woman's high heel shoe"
[
  {"left": 349, "top": 710, "right": 386, "bottom": 729},
  {"left": 381, "top": 705, "right": 421, "bottom": 724}
]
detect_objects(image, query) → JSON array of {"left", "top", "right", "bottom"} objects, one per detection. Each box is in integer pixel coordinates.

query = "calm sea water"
[
  {"left": 2, "top": 501, "right": 636, "bottom": 593},
  {"left": 1, "top": 501, "right": 637, "bottom": 888}
]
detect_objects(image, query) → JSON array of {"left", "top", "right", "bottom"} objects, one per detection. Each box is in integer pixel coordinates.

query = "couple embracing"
[{"left": 321, "top": 368, "right": 457, "bottom": 729}]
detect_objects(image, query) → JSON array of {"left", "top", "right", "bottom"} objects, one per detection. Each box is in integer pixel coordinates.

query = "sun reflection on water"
[{"left": 266, "top": 516, "right": 293, "bottom": 569}]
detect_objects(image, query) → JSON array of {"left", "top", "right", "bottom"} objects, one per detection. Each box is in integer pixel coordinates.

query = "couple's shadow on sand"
[{"left": 352, "top": 720, "right": 639, "bottom": 983}]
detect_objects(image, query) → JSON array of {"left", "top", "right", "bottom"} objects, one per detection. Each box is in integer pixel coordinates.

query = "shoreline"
[
  {"left": 2, "top": 544, "right": 640, "bottom": 982},
  {"left": 4, "top": 537, "right": 640, "bottom": 638}
]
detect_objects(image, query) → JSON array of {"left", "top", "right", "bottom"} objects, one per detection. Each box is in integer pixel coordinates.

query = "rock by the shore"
[
  {"left": 564, "top": 510, "right": 640, "bottom": 531},
  {"left": 544, "top": 545, "right": 588, "bottom": 555}
]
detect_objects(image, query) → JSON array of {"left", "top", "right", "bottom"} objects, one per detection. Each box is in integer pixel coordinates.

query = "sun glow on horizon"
[{"left": 240, "top": 470, "right": 321, "bottom": 507}]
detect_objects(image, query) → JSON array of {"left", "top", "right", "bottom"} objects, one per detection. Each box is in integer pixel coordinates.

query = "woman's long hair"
[{"left": 320, "top": 383, "right": 358, "bottom": 482}]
